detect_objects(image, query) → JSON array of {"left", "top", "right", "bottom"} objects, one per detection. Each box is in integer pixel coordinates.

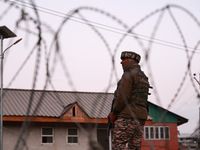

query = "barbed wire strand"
[{"left": 1, "top": 0, "right": 200, "bottom": 149}]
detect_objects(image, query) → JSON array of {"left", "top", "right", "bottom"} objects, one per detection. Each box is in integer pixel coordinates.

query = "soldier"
[{"left": 108, "top": 51, "right": 150, "bottom": 150}]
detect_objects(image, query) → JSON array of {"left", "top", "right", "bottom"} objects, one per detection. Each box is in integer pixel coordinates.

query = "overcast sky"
[{"left": 1, "top": 0, "right": 200, "bottom": 134}]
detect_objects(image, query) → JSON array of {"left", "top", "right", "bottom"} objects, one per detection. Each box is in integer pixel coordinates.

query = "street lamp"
[{"left": 0, "top": 26, "right": 16, "bottom": 150}]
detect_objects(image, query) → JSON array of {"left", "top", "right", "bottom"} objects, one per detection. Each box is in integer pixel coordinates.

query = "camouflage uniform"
[
  {"left": 112, "top": 117, "right": 145, "bottom": 150},
  {"left": 110, "top": 51, "right": 150, "bottom": 150}
]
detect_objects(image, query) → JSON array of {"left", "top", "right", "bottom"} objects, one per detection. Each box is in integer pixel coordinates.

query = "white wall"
[{"left": 3, "top": 123, "right": 100, "bottom": 150}]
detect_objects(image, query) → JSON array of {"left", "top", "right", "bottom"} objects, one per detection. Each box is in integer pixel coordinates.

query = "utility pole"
[
  {"left": 194, "top": 73, "right": 200, "bottom": 149},
  {"left": 193, "top": 73, "right": 200, "bottom": 89}
]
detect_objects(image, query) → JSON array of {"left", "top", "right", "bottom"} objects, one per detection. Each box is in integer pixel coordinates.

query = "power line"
[{"left": 2, "top": 0, "right": 200, "bottom": 53}]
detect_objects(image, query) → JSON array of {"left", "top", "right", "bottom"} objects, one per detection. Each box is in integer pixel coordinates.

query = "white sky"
[{"left": 1, "top": 0, "right": 200, "bottom": 134}]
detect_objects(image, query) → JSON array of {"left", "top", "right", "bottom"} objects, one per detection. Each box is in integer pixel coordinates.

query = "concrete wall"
[{"left": 3, "top": 122, "right": 100, "bottom": 150}]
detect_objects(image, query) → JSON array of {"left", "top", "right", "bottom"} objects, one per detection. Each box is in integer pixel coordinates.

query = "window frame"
[
  {"left": 144, "top": 126, "right": 170, "bottom": 140},
  {"left": 41, "top": 127, "right": 54, "bottom": 144},
  {"left": 66, "top": 128, "right": 79, "bottom": 144},
  {"left": 155, "top": 127, "right": 159, "bottom": 139},
  {"left": 165, "top": 126, "right": 170, "bottom": 139}
]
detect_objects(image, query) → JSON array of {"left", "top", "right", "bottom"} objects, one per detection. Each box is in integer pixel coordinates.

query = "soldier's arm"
[{"left": 113, "top": 72, "right": 133, "bottom": 114}]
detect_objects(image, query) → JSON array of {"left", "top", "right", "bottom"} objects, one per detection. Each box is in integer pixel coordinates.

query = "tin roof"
[
  {"left": 3, "top": 88, "right": 112, "bottom": 118},
  {"left": 2, "top": 88, "right": 188, "bottom": 125}
]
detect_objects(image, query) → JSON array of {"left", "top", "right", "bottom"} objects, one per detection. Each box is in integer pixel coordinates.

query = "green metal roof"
[{"left": 148, "top": 102, "right": 188, "bottom": 126}]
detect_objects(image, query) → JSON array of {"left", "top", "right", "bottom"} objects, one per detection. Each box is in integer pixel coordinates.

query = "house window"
[
  {"left": 155, "top": 127, "right": 159, "bottom": 139},
  {"left": 72, "top": 106, "right": 76, "bottom": 117},
  {"left": 41, "top": 128, "right": 54, "bottom": 143},
  {"left": 150, "top": 127, "right": 154, "bottom": 139},
  {"left": 67, "top": 128, "right": 78, "bottom": 144},
  {"left": 144, "top": 126, "right": 170, "bottom": 140},
  {"left": 165, "top": 127, "right": 170, "bottom": 139},
  {"left": 145, "top": 127, "right": 149, "bottom": 139},
  {"left": 160, "top": 127, "right": 164, "bottom": 139}
]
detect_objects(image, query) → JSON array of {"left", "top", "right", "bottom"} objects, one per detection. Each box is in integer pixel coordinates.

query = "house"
[
  {"left": 143, "top": 102, "right": 188, "bottom": 150},
  {"left": 178, "top": 133, "right": 199, "bottom": 149},
  {"left": 2, "top": 88, "right": 188, "bottom": 150}
]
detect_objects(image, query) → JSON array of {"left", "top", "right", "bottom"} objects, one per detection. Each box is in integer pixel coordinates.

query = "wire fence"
[{"left": 1, "top": 0, "right": 200, "bottom": 149}]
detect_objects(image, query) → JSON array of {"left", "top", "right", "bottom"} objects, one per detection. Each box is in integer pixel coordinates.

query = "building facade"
[
  {"left": 2, "top": 89, "right": 188, "bottom": 150},
  {"left": 178, "top": 133, "right": 199, "bottom": 150}
]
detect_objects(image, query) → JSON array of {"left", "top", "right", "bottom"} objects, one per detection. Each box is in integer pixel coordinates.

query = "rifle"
[{"left": 105, "top": 97, "right": 116, "bottom": 144}]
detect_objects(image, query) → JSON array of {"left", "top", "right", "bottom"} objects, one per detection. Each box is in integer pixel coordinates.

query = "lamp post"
[{"left": 0, "top": 26, "right": 16, "bottom": 150}]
